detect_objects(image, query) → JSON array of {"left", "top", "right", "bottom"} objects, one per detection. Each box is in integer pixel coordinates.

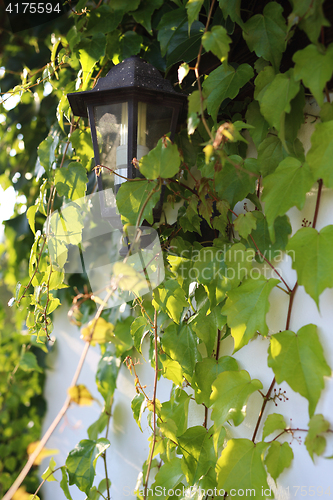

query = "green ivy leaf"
[
  {"left": 131, "top": 393, "right": 146, "bottom": 432},
  {"left": 116, "top": 179, "right": 160, "bottom": 225},
  {"left": 139, "top": 137, "right": 181, "bottom": 180},
  {"left": 218, "top": 0, "right": 244, "bottom": 28},
  {"left": 96, "top": 350, "right": 120, "bottom": 402},
  {"left": 193, "top": 356, "right": 238, "bottom": 407},
  {"left": 159, "top": 388, "right": 191, "bottom": 441},
  {"left": 257, "top": 135, "right": 288, "bottom": 176},
  {"left": 243, "top": 2, "right": 287, "bottom": 71},
  {"left": 85, "top": 5, "right": 123, "bottom": 35},
  {"left": 26, "top": 205, "right": 38, "bottom": 235},
  {"left": 38, "top": 134, "right": 58, "bottom": 171},
  {"left": 262, "top": 157, "right": 314, "bottom": 242},
  {"left": 216, "top": 439, "right": 271, "bottom": 497},
  {"left": 161, "top": 358, "right": 183, "bottom": 386},
  {"left": 234, "top": 212, "right": 257, "bottom": 239},
  {"left": 132, "top": 0, "right": 164, "bottom": 33},
  {"left": 113, "top": 316, "right": 134, "bottom": 356},
  {"left": 293, "top": 44, "right": 333, "bottom": 107},
  {"left": 268, "top": 325, "right": 331, "bottom": 417},
  {"left": 120, "top": 31, "right": 143, "bottom": 60},
  {"left": 246, "top": 211, "right": 291, "bottom": 260},
  {"left": 258, "top": 69, "right": 300, "bottom": 132},
  {"left": 284, "top": 86, "right": 306, "bottom": 143},
  {"left": 153, "top": 280, "right": 188, "bottom": 324},
  {"left": 60, "top": 467, "right": 73, "bottom": 500},
  {"left": 245, "top": 100, "right": 269, "bottom": 149},
  {"left": 87, "top": 413, "right": 109, "bottom": 441},
  {"left": 305, "top": 414, "right": 330, "bottom": 461},
  {"left": 110, "top": 0, "right": 140, "bottom": 11},
  {"left": 320, "top": 102, "right": 333, "bottom": 122},
  {"left": 202, "top": 26, "right": 231, "bottom": 62},
  {"left": 286, "top": 226, "right": 333, "bottom": 307},
  {"left": 224, "top": 276, "right": 279, "bottom": 352},
  {"left": 77, "top": 33, "right": 106, "bottom": 90},
  {"left": 177, "top": 426, "right": 216, "bottom": 484},
  {"left": 49, "top": 204, "right": 84, "bottom": 246},
  {"left": 150, "top": 457, "right": 185, "bottom": 499},
  {"left": 19, "top": 352, "right": 42, "bottom": 373},
  {"left": 66, "top": 438, "right": 110, "bottom": 495},
  {"left": 289, "top": 0, "right": 330, "bottom": 43},
  {"left": 190, "top": 305, "right": 227, "bottom": 356},
  {"left": 55, "top": 162, "right": 88, "bottom": 201},
  {"left": 162, "top": 323, "right": 201, "bottom": 377},
  {"left": 41, "top": 457, "right": 57, "bottom": 482},
  {"left": 264, "top": 441, "right": 294, "bottom": 482},
  {"left": 130, "top": 316, "right": 149, "bottom": 353},
  {"left": 224, "top": 242, "right": 255, "bottom": 288},
  {"left": 211, "top": 370, "right": 263, "bottom": 427},
  {"left": 262, "top": 413, "right": 287, "bottom": 440},
  {"left": 157, "top": 8, "right": 187, "bottom": 57},
  {"left": 186, "top": 0, "right": 204, "bottom": 32},
  {"left": 166, "top": 21, "right": 205, "bottom": 69},
  {"left": 70, "top": 129, "right": 93, "bottom": 169},
  {"left": 203, "top": 63, "right": 254, "bottom": 122},
  {"left": 306, "top": 120, "right": 333, "bottom": 188},
  {"left": 215, "top": 156, "right": 258, "bottom": 208}
]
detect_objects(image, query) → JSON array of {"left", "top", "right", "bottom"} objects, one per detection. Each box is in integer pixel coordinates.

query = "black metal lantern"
[{"left": 67, "top": 56, "right": 187, "bottom": 226}]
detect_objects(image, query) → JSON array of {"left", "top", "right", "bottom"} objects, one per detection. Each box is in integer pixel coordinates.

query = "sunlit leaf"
[
  {"left": 211, "top": 370, "right": 262, "bottom": 427},
  {"left": 27, "top": 442, "right": 59, "bottom": 465},
  {"left": 268, "top": 325, "right": 331, "bottom": 417},
  {"left": 262, "top": 157, "right": 314, "bottom": 242},
  {"left": 68, "top": 384, "right": 95, "bottom": 406},
  {"left": 54, "top": 162, "right": 88, "bottom": 201},
  {"left": 80, "top": 317, "right": 114, "bottom": 344},
  {"left": 203, "top": 63, "right": 254, "bottom": 122},
  {"left": 139, "top": 137, "right": 181, "bottom": 180},
  {"left": 216, "top": 439, "right": 271, "bottom": 497},
  {"left": 262, "top": 413, "right": 287, "bottom": 440},
  {"left": 305, "top": 414, "right": 330, "bottom": 461},
  {"left": 224, "top": 276, "right": 279, "bottom": 351},
  {"left": 41, "top": 457, "right": 57, "bottom": 482},
  {"left": 286, "top": 226, "right": 333, "bottom": 307},
  {"left": 202, "top": 26, "right": 231, "bottom": 62},
  {"left": 177, "top": 426, "right": 216, "bottom": 484},
  {"left": 66, "top": 438, "right": 110, "bottom": 495},
  {"left": 243, "top": 2, "right": 287, "bottom": 71},
  {"left": 264, "top": 441, "right": 293, "bottom": 482}
]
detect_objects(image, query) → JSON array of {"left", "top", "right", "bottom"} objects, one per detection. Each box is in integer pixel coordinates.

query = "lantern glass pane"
[
  {"left": 141, "top": 102, "right": 174, "bottom": 151},
  {"left": 93, "top": 102, "right": 126, "bottom": 193}
]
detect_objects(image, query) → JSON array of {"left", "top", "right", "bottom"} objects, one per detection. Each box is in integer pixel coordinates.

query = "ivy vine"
[{"left": 1, "top": 0, "right": 333, "bottom": 499}]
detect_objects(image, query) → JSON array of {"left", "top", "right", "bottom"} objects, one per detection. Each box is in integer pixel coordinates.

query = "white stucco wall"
[{"left": 40, "top": 99, "right": 333, "bottom": 499}]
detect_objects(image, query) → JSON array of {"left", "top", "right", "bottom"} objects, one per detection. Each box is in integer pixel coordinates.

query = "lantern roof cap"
[{"left": 67, "top": 56, "right": 186, "bottom": 118}]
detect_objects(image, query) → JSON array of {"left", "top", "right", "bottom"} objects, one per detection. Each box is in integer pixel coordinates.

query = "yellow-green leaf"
[
  {"left": 224, "top": 276, "right": 279, "bottom": 352},
  {"left": 286, "top": 225, "right": 333, "bottom": 307},
  {"left": 211, "top": 370, "right": 263, "bottom": 427},
  {"left": 305, "top": 414, "right": 330, "bottom": 461},
  {"left": 264, "top": 441, "right": 293, "bottom": 482},
  {"left": 216, "top": 439, "right": 271, "bottom": 498},
  {"left": 68, "top": 384, "right": 95, "bottom": 406},
  {"left": 80, "top": 317, "right": 114, "bottom": 344},
  {"left": 268, "top": 325, "right": 331, "bottom": 417}
]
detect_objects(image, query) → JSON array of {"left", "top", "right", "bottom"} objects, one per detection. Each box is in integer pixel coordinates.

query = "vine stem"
[
  {"left": 2, "top": 286, "right": 116, "bottom": 500},
  {"left": 252, "top": 178, "right": 323, "bottom": 443},
  {"left": 136, "top": 179, "right": 161, "bottom": 228},
  {"left": 143, "top": 309, "right": 158, "bottom": 500},
  {"left": 249, "top": 234, "right": 291, "bottom": 293},
  {"left": 229, "top": 208, "right": 291, "bottom": 292}
]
